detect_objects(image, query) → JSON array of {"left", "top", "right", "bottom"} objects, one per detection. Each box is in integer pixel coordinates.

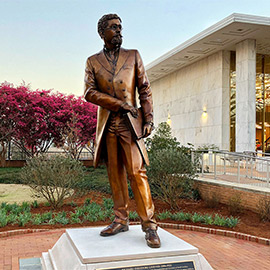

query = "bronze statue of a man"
[{"left": 84, "top": 14, "right": 160, "bottom": 248}]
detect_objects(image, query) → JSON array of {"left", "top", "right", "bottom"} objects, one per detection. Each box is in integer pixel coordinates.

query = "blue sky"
[{"left": 1, "top": 0, "right": 270, "bottom": 96}]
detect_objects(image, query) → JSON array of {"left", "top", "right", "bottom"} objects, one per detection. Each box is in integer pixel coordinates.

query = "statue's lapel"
[
  {"left": 96, "top": 50, "right": 113, "bottom": 75},
  {"left": 115, "top": 48, "right": 129, "bottom": 76}
]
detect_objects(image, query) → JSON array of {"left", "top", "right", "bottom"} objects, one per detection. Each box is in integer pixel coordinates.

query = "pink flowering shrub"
[
  {"left": 56, "top": 94, "right": 97, "bottom": 159},
  {"left": 0, "top": 82, "right": 97, "bottom": 164}
]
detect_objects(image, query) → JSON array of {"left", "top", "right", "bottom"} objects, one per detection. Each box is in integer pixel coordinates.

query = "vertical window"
[
  {"left": 256, "top": 54, "right": 270, "bottom": 152},
  {"left": 230, "top": 51, "right": 236, "bottom": 152}
]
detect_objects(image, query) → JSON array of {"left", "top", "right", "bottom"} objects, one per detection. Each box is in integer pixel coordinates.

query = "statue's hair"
[{"left": 97, "top": 14, "right": 122, "bottom": 37}]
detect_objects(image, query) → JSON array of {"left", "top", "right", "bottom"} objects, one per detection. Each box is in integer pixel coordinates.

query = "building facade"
[{"left": 147, "top": 13, "right": 270, "bottom": 152}]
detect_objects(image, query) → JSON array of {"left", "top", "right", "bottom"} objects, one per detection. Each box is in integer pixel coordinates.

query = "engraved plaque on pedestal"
[{"left": 98, "top": 260, "right": 196, "bottom": 270}]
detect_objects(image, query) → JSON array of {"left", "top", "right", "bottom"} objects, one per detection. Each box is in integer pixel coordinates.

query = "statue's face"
[{"left": 103, "top": 19, "right": 122, "bottom": 47}]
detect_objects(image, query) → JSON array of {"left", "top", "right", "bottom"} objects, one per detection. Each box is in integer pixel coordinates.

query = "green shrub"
[
  {"left": 0, "top": 202, "right": 7, "bottom": 209},
  {"left": 157, "top": 210, "right": 172, "bottom": 220},
  {"left": 196, "top": 144, "right": 219, "bottom": 152},
  {"left": 213, "top": 214, "right": 227, "bottom": 226},
  {"left": 104, "top": 209, "right": 114, "bottom": 219},
  {"left": 70, "top": 216, "right": 82, "bottom": 224},
  {"left": 169, "top": 210, "right": 238, "bottom": 227},
  {"left": 182, "top": 212, "right": 192, "bottom": 222},
  {"left": 84, "top": 213, "right": 98, "bottom": 222},
  {"left": 0, "top": 168, "right": 22, "bottom": 184},
  {"left": 228, "top": 193, "right": 242, "bottom": 215},
  {"left": 69, "top": 201, "right": 77, "bottom": 207},
  {"left": 7, "top": 203, "right": 30, "bottom": 215},
  {"left": 18, "top": 212, "right": 31, "bottom": 227},
  {"left": 52, "top": 212, "right": 69, "bottom": 225},
  {"left": 204, "top": 192, "right": 220, "bottom": 208},
  {"left": 0, "top": 200, "right": 239, "bottom": 228},
  {"left": 0, "top": 210, "right": 7, "bottom": 227},
  {"left": 32, "top": 214, "right": 42, "bottom": 225},
  {"left": 40, "top": 212, "right": 53, "bottom": 223},
  {"left": 73, "top": 207, "right": 84, "bottom": 218},
  {"left": 202, "top": 214, "right": 213, "bottom": 225},
  {"left": 146, "top": 123, "right": 199, "bottom": 209},
  {"left": 71, "top": 165, "right": 111, "bottom": 196},
  {"left": 146, "top": 122, "right": 180, "bottom": 152},
  {"left": 97, "top": 211, "right": 107, "bottom": 221},
  {"left": 191, "top": 188, "right": 201, "bottom": 201},
  {"left": 129, "top": 211, "right": 139, "bottom": 220},
  {"left": 191, "top": 212, "right": 205, "bottom": 223},
  {"left": 31, "top": 200, "right": 39, "bottom": 208},
  {"left": 21, "top": 202, "right": 30, "bottom": 212},
  {"left": 257, "top": 196, "right": 270, "bottom": 221},
  {"left": 225, "top": 217, "right": 239, "bottom": 228},
  {"left": 171, "top": 212, "right": 188, "bottom": 221},
  {"left": 20, "top": 155, "right": 85, "bottom": 209},
  {"left": 84, "top": 198, "right": 91, "bottom": 205},
  {"left": 147, "top": 147, "right": 197, "bottom": 208},
  {"left": 7, "top": 213, "right": 18, "bottom": 224},
  {"left": 83, "top": 202, "right": 102, "bottom": 216},
  {"left": 102, "top": 198, "right": 114, "bottom": 210}
]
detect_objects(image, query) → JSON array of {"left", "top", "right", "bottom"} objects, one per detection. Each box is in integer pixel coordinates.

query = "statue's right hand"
[{"left": 121, "top": 103, "right": 138, "bottom": 118}]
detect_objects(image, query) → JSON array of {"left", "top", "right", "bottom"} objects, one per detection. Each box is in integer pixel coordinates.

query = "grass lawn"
[
  {"left": 0, "top": 166, "right": 110, "bottom": 204},
  {"left": 0, "top": 167, "right": 40, "bottom": 204},
  {"left": 0, "top": 184, "right": 46, "bottom": 204}
]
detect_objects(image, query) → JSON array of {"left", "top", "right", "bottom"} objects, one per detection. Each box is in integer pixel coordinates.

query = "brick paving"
[
  {"left": 0, "top": 227, "right": 269, "bottom": 270},
  {"left": 167, "top": 229, "right": 270, "bottom": 270},
  {"left": 0, "top": 229, "right": 65, "bottom": 270}
]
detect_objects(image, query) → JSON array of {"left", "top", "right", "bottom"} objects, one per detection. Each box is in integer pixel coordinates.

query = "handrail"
[
  {"left": 193, "top": 149, "right": 270, "bottom": 162},
  {"left": 194, "top": 149, "right": 270, "bottom": 189}
]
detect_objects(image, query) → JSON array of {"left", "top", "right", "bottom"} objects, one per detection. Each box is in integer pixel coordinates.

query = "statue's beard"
[{"left": 111, "top": 35, "right": 122, "bottom": 47}]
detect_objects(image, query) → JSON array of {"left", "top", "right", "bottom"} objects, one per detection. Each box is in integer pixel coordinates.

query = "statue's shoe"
[
  {"left": 145, "top": 228, "right": 161, "bottom": 248},
  {"left": 100, "top": 221, "right": 129, "bottom": 236}
]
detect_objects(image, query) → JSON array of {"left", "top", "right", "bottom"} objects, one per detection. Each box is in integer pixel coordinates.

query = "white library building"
[{"left": 147, "top": 13, "right": 270, "bottom": 153}]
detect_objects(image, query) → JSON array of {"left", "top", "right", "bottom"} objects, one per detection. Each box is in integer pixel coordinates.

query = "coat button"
[
  {"left": 122, "top": 89, "right": 126, "bottom": 91},
  {"left": 120, "top": 80, "right": 123, "bottom": 83},
  {"left": 124, "top": 96, "right": 127, "bottom": 98},
  {"left": 107, "top": 86, "right": 110, "bottom": 90},
  {"left": 108, "top": 79, "right": 112, "bottom": 82}
]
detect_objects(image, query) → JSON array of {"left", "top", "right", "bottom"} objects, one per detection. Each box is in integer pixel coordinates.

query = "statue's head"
[{"left": 98, "top": 14, "right": 122, "bottom": 48}]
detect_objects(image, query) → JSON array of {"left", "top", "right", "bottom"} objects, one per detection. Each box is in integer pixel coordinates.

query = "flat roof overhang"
[{"left": 146, "top": 13, "right": 270, "bottom": 82}]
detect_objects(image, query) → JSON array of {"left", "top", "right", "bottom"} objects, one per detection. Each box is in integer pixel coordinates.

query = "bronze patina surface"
[{"left": 84, "top": 14, "right": 160, "bottom": 248}]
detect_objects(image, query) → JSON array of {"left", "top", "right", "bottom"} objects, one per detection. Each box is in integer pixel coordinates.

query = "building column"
[
  {"left": 236, "top": 39, "right": 256, "bottom": 152},
  {"left": 222, "top": 50, "right": 231, "bottom": 150}
]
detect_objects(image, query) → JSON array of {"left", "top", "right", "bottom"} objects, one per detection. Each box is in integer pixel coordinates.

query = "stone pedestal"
[{"left": 41, "top": 225, "right": 212, "bottom": 270}]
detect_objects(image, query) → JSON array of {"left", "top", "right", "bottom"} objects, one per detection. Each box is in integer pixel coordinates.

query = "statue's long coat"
[{"left": 84, "top": 48, "right": 153, "bottom": 167}]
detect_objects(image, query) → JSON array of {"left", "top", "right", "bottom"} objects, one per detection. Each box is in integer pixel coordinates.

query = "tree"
[
  {"left": 0, "top": 82, "right": 28, "bottom": 165},
  {"left": 0, "top": 82, "right": 97, "bottom": 161},
  {"left": 146, "top": 122, "right": 180, "bottom": 152},
  {"left": 12, "top": 88, "right": 60, "bottom": 157},
  {"left": 58, "top": 95, "right": 97, "bottom": 159}
]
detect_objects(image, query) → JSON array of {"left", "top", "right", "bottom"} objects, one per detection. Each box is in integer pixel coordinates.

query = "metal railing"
[
  {"left": 192, "top": 150, "right": 270, "bottom": 189},
  {"left": 4, "top": 150, "right": 93, "bottom": 161}
]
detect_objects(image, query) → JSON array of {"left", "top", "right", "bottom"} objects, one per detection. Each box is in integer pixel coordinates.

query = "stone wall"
[
  {"left": 195, "top": 178, "right": 270, "bottom": 213},
  {"left": 150, "top": 50, "right": 230, "bottom": 150}
]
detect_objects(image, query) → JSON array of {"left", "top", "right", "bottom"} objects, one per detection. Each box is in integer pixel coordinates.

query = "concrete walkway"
[{"left": 0, "top": 227, "right": 269, "bottom": 270}]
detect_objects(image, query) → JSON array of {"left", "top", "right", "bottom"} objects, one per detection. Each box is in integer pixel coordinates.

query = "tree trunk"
[{"left": 0, "top": 141, "right": 7, "bottom": 167}]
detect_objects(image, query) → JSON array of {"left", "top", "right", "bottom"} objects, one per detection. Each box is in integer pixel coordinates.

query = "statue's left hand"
[{"left": 143, "top": 122, "right": 153, "bottom": 138}]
